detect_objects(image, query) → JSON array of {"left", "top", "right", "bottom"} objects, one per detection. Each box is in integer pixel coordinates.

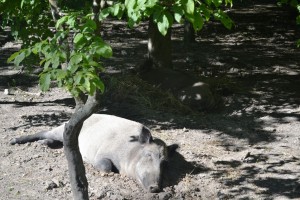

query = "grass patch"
[{"left": 103, "top": 75, "right": 194, "bottom": 114}]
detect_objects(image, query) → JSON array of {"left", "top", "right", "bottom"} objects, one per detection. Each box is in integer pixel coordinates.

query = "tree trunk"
[
  {"left": 48, "top": 0, "right": 61, "bottom": 21},
  {"left": 63, "top": 91, "right": 100, "bottom": 200},
  {"left": 63, "top": 3, "right": 102, "bottom": 199},
  {"left": 92, "top": 0, "right": 101, "bottom": 34},
  {"left": 183, "top": 20, "right": 195, "bottom": 47},
  {"left": 146, "top": 19, "right": 172, "bottom": 69}
]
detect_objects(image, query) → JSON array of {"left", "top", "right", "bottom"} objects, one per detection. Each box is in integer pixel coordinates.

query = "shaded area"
[
  {"left": 0, "top": 73, "right": 39, "bottom": 90},
  {"left": 8, "top": 112, "right": 71, "bottom": 131},
  {"left": 163, "top": 151, "right": 209, "bottom": 188},
  {"left": 254, "top": 177, "right": 300, "bottom": 198},
  {"left": 99, "top": 0, "right": 300, "bottom": 146},
  {"left": 212, "top": 153, "right": 300, "bottom": 199},
  {"left": 0, "top": 97, "right": 75, "bottom": 108}
]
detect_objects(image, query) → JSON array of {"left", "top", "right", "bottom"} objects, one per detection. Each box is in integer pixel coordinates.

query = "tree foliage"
[
  {"left": 0, "top": 0, "right": 53, "bottom": 45},
  {"left": 1, "top": 0, "right": 109, "bottom": 97},
  {"left": 100, "top": 0, "right": 234, "bottom": 36},
  {"left": 6, "top": 12, "right": 110, "bottom": 96},
  {"left": 2, "top": 0, "right": 235, "bottom": 96}
]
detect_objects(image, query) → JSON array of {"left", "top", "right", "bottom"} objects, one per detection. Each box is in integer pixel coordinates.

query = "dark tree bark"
[
  {"left": 183, "top": 20, "right": 195, "bottom": 47},
  {"left": 63, "top": 91, "right": 100, "bottom": 200},
  {"left": 48, "top": 0, "right": 61, "bottom": 21},
  {"left": 146, "top": 19, "right": 172, "bottom": 70},
  {"left": 92, "top": 0, "right": 102, "bottom": 34},
  {"left": 61, "top": 2, "right": 102, "bottom": 199}
]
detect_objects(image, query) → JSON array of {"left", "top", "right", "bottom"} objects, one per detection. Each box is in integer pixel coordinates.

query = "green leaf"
[
  {"left": 93, "top": 78, "right": 105, "bottom": 93},
  {"left": 155, "top": 11, "right": 173, "bottom": 36},
  {"left": 89, "top": 81, "right": 96, "bottom": 96},
  {"left": 74, "top": 72, "right": 83, "bottom": 85},
  {"left": 137, "top": 0, "right": 146, "bottom": 10},
  {"left": 125, "top": 0, "right": 136, "bottom": 10},
  {"left": 32, "top": 46, "right": 39, "bottom": 54},
  {"left": 96, "top": 44, "right": 113, "bottom": 58},
  {"left": 20, "top": 0, "right": 26, "bottom": 9},
  {"left": 205, "top": 0, "right": 212, "bottom": 5},
  {"left": 199, "top": 4, "right": 211, "bottom": 21},
  {"left": 70, "top": 53, "right": 83, "bottom": 65},
  {"left": 193, "top": 11, "right": 204, "bottom": 31},
  {"left": 116, "top": 4, "right": 125, "bottom": 19},
  {"left": 212, "top": 0, "right": 222, "bottom": 7},
  {"left": 112, "top": 3, "right": 120, "bottom": 16},
  {"left": 183, "top": 0, "right": 194, "bottom": 15},
  {"left": 39, "top": 58, "right": 46, "bottom": 66},
  {"left": 39, "top": 73, "right": 51, "bottom": 92},
  {"left": 51, "top": 56, "right": 60, "bottom": 69},
  {"left": 44, "top": 60, "right": 51, "bottom": 70},
  {"left": 56, "top": 16, "right": 69, "bottom": 29},
  {"left": 85, "top": 19, "right": 97, "bottom": 30},
  {"left": 66, "top": 16, "right": 76, "bottom": 28},
  {"left": 172, "top": 5, "right": 184, "bottom": 23},
  {"left": 225, "top": 0, "right": 233, "bottom": 7},
  {"left": 7, "top": 51, "right": 20, "bottom": 63},
  {"left": 56, "top": 69, "right": 67, "bottom": 81},
  {"left": 128, "top": 9, "right": 140, "bottom": 25},
  {"left": 74, "top": 33, "right": 84, "bottom": 44},
  {"left": 88, "top": 61, "right": 101, "bottom": 67},
  {"left": 214, "top": 10, "right": 233, "bottom": 29},
  {"left": 14, "top": 52, "right": 26, "bottom": 66},
  {"left": 68, "top": 64, "right": 79, "bottom": 74},
  {"left": 146, "top": 0, "right": 158, "bottom": 7},
  {"left": 84, "top": 76, "right": 91, "bottom": 92},
  {"left": 99, "top": 8, "right": 110, "bottom": 21}
]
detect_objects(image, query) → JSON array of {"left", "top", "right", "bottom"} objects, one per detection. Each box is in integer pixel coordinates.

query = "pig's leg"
[{"left": 94, "top": 158, "right": 114, "bottom": 173}]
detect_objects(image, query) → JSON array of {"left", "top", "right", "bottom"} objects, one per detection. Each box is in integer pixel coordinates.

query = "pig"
[{"left": 10, "top": 114, "right": 178, "bottom": 193}]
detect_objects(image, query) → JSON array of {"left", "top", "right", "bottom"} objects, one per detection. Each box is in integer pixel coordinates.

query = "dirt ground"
[{"left": 1, "top": 1, "right": 300, "bottom": 199}]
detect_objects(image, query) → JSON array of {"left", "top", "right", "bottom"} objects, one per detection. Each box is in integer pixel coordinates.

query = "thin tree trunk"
[
  {"left": 92, "top": 0, "right": 101, "bottom": 34},
  {"left": 48, "top": 0, "right": 61, "bottom": 21},
  {"left": 48, "top": 0, "right": 71, "bottom": 69},
  {"left": 184, "top": 20, "right": 195, "bottom": 47},
  {"left": 63, "top": 91, "right": 100, "bottom": 200},
  {"left": 62, "top": 2, "right": 102, "bottom": 199},
  {"left": 146, "top": 19, "right": 172, "bottom": 69}
]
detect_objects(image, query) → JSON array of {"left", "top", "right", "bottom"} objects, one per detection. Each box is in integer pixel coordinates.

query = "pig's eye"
[{"left": 145, "top": 153, "right": 152, "bottom": 157}]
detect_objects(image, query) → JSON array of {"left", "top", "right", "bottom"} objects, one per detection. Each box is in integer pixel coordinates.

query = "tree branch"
[
  {"left": 92, "top": 0, "right": 102, "bottom": 34},
  {"left": 49, "top": 0, "right": 62, "bottom": 21},
  {"left": 63, "top": 90, "right": 100, "bottom": 200}
]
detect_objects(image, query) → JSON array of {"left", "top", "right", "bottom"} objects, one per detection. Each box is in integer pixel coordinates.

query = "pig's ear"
[
  {"left": 139, "top": 127, "right": 153, "bottom": 144},
  {"left": 167, "top": 144, "right": 179, "bottom": 157}
]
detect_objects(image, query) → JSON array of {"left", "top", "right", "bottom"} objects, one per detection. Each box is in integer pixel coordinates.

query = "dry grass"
[{"left": 103, "top": 75, "right": 195, "bottom": 114}]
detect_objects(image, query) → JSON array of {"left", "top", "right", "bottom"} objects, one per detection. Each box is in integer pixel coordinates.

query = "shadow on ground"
[
  {"left": 7, "top": 111, "right": 71, "bottom": 131},
  {"left": 163, "top": 151, "right": 209, "bottom": 188}
]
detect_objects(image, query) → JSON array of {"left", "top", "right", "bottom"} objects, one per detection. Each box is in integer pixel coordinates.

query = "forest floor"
[{"left": 1, "top": 0, "right": 300, "bottom": 199}]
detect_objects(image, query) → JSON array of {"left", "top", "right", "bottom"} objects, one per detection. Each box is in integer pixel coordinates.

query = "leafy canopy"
[
  {"left": 7, "top": 13, "right": 111, "bottom": 96},
  {"left": 100, "top": 0, "right": 234, "bottom": 36},
  {"left": 0, "top": 0, "right": 53, "bottom": 46},
  {"left": 4, "top": 0, "right": 234, "bottom": 97}
]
